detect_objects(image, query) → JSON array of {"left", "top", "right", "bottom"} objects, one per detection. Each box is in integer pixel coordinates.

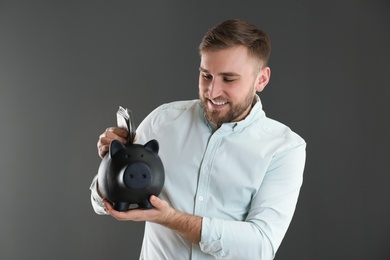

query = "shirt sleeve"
[
  {"left": 200, "top": 142, "right": 306, "bottom": 259},
  {"left": 89, "top": 174, "right": 108, "bottom": 215}
]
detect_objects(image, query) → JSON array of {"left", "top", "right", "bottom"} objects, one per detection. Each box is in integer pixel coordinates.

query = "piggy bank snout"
[{"left": 123, "top": 162, "right": 152, "bottom": 189}]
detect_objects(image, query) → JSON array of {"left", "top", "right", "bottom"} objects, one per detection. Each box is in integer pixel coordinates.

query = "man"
[{"left": 90, "top": 19, "right": 306, "bottom": 259}]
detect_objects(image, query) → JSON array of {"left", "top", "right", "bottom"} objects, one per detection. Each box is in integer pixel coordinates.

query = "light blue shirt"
[{"left": 90, "top": 96, "right": 306, "bottom": 259}]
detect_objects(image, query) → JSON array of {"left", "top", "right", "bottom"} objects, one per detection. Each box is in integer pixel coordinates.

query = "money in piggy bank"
[{"left": 97, "top": 139, "right": 165, "bottom": 211}]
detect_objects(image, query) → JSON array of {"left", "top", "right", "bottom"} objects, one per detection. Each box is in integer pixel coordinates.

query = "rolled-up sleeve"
[
  {"left": 200, "top": 142, "right": 306, "bottom": 259},
  {"left": 90, "top": 174, "right": 108, "bottom": 215},
  {"left": 200, "top": 217, "right": 274, "bottom": 259}
]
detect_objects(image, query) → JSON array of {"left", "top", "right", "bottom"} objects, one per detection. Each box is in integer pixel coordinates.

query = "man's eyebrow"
[
  {"left": 199, "top": 67, "right": 240, "bottom": 77},
  {"left": 199, "top": 67, "right": 209, "bottom": 73}
]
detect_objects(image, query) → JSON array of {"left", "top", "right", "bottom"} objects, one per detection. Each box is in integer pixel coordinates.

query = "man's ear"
[{"left": 255, "top": 67, "right": 271, "bottom": 93}]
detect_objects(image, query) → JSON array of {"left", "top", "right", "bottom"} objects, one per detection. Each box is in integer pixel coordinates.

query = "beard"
[{"left": 200, "top": 90, "right": 256, "bottom": 128}]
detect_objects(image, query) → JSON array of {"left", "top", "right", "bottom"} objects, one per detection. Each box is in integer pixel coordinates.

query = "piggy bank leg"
[
  {"left": 114, "top": 202, "right": 130, "bottom": 212},
  {"left": 138, "top": 199, "right": 153, "bottom": 209}
]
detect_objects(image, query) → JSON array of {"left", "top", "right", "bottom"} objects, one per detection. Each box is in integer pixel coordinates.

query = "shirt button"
[{"left": 198, "top": 196, "right": 204, "bottom": 201}]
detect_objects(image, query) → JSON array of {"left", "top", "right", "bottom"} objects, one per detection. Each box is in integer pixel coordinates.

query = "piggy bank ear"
[
  {"left": 144, "top": 139, "right": 159, "bottom": 156},
  {"left": 109, "top": 140, "right": 127, "bottom": 159}
]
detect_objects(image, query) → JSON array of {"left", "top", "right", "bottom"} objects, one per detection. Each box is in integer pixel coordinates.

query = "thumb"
[{"left": 149, "top": 195, "right": 164, "bottom": 208}]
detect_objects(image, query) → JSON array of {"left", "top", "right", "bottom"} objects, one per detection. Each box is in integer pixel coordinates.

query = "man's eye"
[
  {"left": 202, "top": 74, "right": 212, "bottom": 80},
  {"left": 223, "top": 78, "right": 236, "bottom": 83}
]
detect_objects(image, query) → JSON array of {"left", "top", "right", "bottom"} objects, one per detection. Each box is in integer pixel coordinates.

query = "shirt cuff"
[
  {"left": 89, "top": 175, "right": 107, "bottom": 215},
  {"left": 199, "top": 217, "right": 225, "bottom": 258}
]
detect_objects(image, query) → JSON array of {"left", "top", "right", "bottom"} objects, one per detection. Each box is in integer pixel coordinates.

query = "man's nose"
[{"left": 209, "top": 79, "right": 222, "bottom": 99}]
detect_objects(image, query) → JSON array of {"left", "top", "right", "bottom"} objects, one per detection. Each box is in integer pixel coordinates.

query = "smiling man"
[
  {"left": 199, "top": 44, "right": 270, "bottom": 128},
  {"left": 90, "top": 19, "right": 306, "bottom": 260}
]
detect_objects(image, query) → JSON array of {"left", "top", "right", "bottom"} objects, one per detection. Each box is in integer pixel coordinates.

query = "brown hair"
[{"left": 199, "top": 19, "right": 271, "bottom": 67}]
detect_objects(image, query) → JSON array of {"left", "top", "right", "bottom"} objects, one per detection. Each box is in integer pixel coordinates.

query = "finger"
[
  {"left": 103, "top": 131, "right": 128, "bottom": 144},
  {"left": 97, "top": 135, "right": 115, "bottom": 158},
  {"left": 98, "top": 144, "right": 109, "bottom": 158},
  {"left": 148, "top": 196, "right": 173, "bottom": 224},
  {"left": 106, "top": 127, "right": 129, "bottom": 139},
  {"left": 103, "top": 199, "right": 113, "bottom": 213},
  {"left": 149, "top": 195, "right": 166, "bottom": 209},
  {"left": 97, "top": 130, "right": 127, "bottom": 158},
  {"left": 98, "top": 129, "right": 127, "bottom": 151}
]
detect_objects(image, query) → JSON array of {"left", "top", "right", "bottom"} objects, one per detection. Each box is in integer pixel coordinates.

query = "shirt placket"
[{"left": 191, "top": 131, "right": 222, "bottom": 259}]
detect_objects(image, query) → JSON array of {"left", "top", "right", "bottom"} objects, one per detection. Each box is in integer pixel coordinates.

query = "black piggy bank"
[{"left": 97, "top": 139, "right": 165, "bottom": 211}]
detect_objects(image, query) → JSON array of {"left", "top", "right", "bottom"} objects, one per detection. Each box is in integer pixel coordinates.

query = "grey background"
[{"left": 1, "top": 1, "right": 389, "bottom": 259}]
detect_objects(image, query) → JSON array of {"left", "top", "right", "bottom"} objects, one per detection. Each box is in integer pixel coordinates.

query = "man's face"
[{"left": 199, "top": 45, "right": 270, "bottom": 127}]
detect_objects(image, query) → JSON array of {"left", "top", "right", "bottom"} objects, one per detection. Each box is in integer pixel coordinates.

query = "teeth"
[{"left": 211, "top": 100, "right": 227, "bottom": 105}]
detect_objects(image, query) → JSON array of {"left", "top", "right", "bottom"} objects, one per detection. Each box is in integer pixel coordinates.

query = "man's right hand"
[{"left": 97, "top": 127, "right": 129, "bottom": 158}]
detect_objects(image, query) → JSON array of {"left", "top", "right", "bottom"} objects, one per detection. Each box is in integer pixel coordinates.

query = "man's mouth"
[{"left": 209, "top": 99, "right": 228, "bottom": 106}]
